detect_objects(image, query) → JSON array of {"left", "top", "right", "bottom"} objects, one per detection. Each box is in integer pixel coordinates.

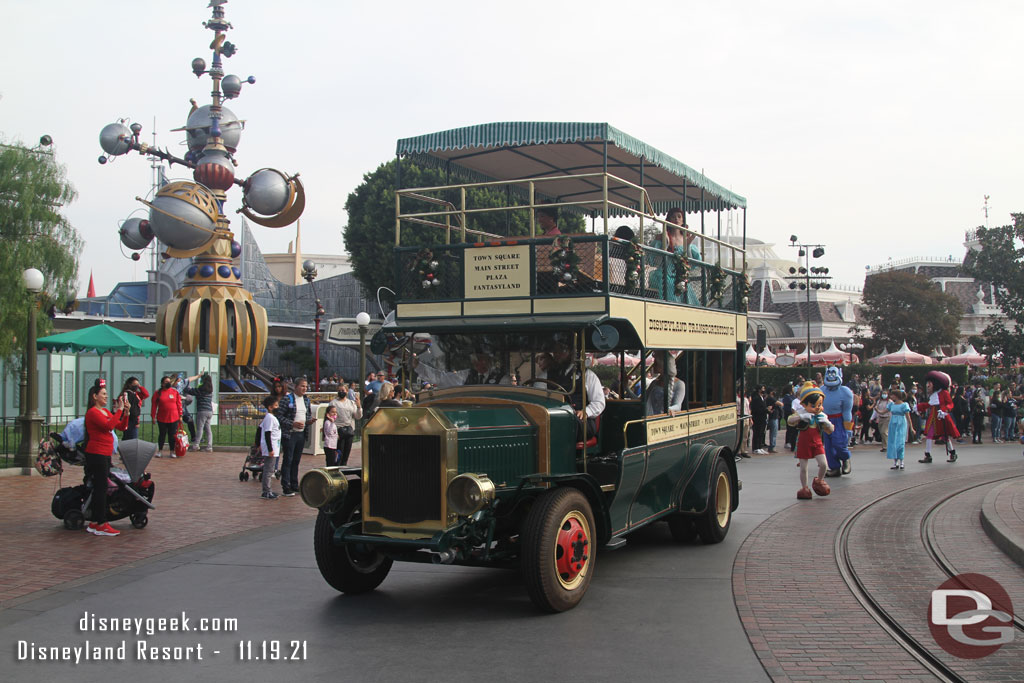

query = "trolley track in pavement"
[{"left": 834, "top": 471, "right": 1024, "bottom": 683}]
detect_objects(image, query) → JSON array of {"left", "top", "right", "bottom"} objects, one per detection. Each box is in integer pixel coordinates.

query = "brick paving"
[
  {"left": 0, "top": 447, "right": 359, "bottom": 608},
  {"left": 928, "top": 484, "right": 1024, "bottom": 619},
  {"left": 733, "top": 463, "right": 1024, "bottom": 682}
]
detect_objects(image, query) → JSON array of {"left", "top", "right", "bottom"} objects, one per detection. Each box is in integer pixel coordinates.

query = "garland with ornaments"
[
  {"left": 414, "top": 248, "right": 442, "bottom": 291},
  {"left": 673, "top": 249, "right": 690, "bottom": 297},
  {"left": 706, "top": 263, "right": 727, "bottom": 304},
  {"left": 549, "top": 235, "right": 580, "bottom": 285},
  {"left": 736, "top": 271, "right": 751, "bottom": 310},
  {"left": 623, "top": 235, "right": 643, "bottom": 290}
]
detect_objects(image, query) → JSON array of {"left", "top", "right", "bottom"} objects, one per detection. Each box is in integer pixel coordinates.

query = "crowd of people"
[{"left": 739, "top": 370, "right": 1023, "bottom": 467}]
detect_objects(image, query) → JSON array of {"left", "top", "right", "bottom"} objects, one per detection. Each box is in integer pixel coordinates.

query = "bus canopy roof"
[{"left": 395, "top": 121, "right": 746, "bottom": 214}]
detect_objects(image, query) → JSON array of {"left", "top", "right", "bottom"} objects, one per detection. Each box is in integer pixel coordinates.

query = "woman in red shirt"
[
  {"left": 151, "top": 375, "right": 183, "bottom": 457},
  {"left": 85, "top": 379, "right": 129, "bottom": 536}
]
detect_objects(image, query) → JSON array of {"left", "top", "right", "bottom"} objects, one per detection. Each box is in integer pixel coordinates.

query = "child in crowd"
[
  {"left": 787, "top": 382, "right": 833, "bottom": 500},
  {"left": 887, "top": 390, "right": 912, "bottom": 470},
  {"left": 322, "top": 404, "right": 339, "bottom": 466},
  {"left": 259, "top": 395, "right": 282, "bottom": 500},
  {"left": 970, "top": 391, "right": 986, "bottom": 444}
]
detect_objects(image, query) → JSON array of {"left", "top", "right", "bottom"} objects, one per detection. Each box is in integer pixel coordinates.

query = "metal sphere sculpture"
[{"left": 97, "top": 0, "right": 304, "bottom": 367}]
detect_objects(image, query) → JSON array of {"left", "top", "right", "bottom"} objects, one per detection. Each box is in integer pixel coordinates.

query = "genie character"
[{"left": 822, "top": 366, "right": 854, "bottom": 476}]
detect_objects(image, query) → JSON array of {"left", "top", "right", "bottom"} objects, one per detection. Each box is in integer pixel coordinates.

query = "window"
[
  {"left": 51, "top": 371, "right": 61, "bottom": 407},
  {"left": 64, "top": 371, "right": 74, "bottom": 407},
  {"left": 681, "top": 350, "right": 736, "bottom": 410}
]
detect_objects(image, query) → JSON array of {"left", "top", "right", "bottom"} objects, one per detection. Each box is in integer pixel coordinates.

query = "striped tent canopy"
[
  {"left": 396, "top": 122, "right": 746, "bottom": 216},
  {"left": 876, "top": 341, "right": 933, "bottom": 366},
  {"left": 757, "top": 346, "right": 777, "bottom": 366},
  {"left": 745, "top": 344, "right": 758, "bottom": 365},
  {"left": 942, "top": 344, "right": 988, "bottom": 367}
]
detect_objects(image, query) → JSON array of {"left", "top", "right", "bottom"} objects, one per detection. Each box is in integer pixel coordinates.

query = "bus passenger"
[
  {"left": 529, "top": 352, "right": 554, "bottom": 388},
  {"left": 536, "top": 203, "right": 561, "bottom": 236},
  {"left": 645, "top": 353, "right": 685, "bottom": 416},
  {"left": 413, "top": 350, "right": 511, "bottom": 388},
  {"left": 648, "top": 207, "right": 700, "bottom": 305}
]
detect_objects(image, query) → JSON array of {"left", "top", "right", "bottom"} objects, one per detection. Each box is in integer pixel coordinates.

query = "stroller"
[
  {"left": 239, "top": 424, "right": 280, "bottom": 483},
  {"left": 43, "top": 422, "right": 157, "bottom": 530}
]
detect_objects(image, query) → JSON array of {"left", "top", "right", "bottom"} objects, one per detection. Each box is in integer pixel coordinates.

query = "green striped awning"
[{"left": 395, "top": 122, "right": 746, "bottom": 214}]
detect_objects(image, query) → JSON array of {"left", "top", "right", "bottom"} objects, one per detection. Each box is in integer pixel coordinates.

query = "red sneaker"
[
  {"left": 87, "top": 522, "right": 120, "bottom": 537},
  {"left": 797, "top": 487, "right": 813, "bottom": 500}
]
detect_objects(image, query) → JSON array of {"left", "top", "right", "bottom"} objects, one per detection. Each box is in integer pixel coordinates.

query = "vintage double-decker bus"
[{"left": 300, "top": 122, "right": 749, "bottom": 611}]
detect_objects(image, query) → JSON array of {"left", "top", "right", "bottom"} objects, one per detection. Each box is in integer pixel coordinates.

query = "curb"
[
  {"left": 980, "top": 479, "right": 1024, "bottom": 569},
  {"left": 0, "top": 467, "right": 41, "bottom": 478}
]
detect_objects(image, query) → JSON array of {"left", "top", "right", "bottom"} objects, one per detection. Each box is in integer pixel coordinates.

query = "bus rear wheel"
[
  {"left": 694, "top": 457, "right": 732, "bottom": 544},
  {"left": 521, "top": 487, "right": 596, "bottom": 612}
]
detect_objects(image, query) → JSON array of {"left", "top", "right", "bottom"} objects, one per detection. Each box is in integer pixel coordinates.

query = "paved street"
[{"left": 1, "top": 440, "right": 1021, "bottom": 682}]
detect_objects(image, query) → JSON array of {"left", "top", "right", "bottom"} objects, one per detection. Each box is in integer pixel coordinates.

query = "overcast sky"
[{"left": 3, "top": 0, "right": 1021, "bottom": 297}]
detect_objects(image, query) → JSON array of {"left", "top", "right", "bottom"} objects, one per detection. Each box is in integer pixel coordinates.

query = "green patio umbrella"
[{"left": 36, "top": 324, "right": 168, "bottom": 372}]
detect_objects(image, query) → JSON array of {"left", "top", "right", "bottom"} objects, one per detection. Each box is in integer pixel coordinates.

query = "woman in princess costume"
[{"left": 917, "top": 370, "right": 959, "bottom": 463}]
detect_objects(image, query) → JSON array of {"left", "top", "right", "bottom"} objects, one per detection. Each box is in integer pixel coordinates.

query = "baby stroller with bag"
[{"left": 43, "top": 421, "right": 158, "bottom": 530}]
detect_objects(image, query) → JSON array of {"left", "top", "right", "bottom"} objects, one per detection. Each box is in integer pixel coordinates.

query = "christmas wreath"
[{"left": 550, "top": 235, "right": 580, "bottom": 285}]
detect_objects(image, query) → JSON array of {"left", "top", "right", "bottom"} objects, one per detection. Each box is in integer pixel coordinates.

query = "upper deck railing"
[{"left": 393, "top": 172, "right": 748, "bottom": 314}]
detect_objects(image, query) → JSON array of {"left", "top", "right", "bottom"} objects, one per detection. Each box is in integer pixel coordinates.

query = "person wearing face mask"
[
  {"left": 118, "top": 376, "right": 149, "bottom": 441},
  {"left": 151, "top": 375, "right": 183, "bottom": 458},
  {"left": 874, "top": 389, "right": 891, "bottom": 452}
]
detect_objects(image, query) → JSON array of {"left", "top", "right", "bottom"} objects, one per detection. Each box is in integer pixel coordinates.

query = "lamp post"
[
  {"left": 16, "top": 268, "right": 45, "bottom": 468},
  {"left": 301, "top": 260, "right": 325, "bottom": 386},
  {"left": 356, "top": 312, "right": 370, "bottom": 404},
  {"left": 786, "top": 237, "right": 830, "bottom": 369},
  {"left": 840, "top": 338, "right": 864, "bottom": 364}
]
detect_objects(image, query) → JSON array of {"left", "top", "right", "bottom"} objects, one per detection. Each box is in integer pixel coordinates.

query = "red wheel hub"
[{"left": 556, "top": 516, "right": 589, "bottom": 581}]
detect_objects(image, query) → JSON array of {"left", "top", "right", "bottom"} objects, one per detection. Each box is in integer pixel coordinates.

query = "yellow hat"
[{"left": 798, "top": 381, "right": 823, "bottom": 404}]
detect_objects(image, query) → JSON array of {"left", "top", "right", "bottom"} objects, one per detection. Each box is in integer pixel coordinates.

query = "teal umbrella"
[{"left": 36, "top": 324, "right": 168, "bottom": 372}]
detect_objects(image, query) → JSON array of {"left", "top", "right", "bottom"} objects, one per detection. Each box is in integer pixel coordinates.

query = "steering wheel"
[{"left": 523, "top": 377, "right": 571, "bottom": 400}]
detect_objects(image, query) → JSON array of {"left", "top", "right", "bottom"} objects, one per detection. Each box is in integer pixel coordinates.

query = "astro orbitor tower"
[{"left": 97, "top": 0, "right": 304, "bottom": 366}]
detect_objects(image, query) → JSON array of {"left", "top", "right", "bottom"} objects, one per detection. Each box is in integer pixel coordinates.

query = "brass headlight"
[
  {"left": 299, "top": 467, "right": 349, "bottom": 509},
  {"left": 446, "top": 473, "right": 496, "bottom": 516}
]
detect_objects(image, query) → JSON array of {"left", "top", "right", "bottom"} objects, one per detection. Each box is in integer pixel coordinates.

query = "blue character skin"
[{"left": 821, "top": 366, "right": 854, "bottom": 474}]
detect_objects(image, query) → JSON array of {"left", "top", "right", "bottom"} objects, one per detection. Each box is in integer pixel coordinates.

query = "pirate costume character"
[
  {"left": 788, "top": 382, "right": 833, "bottom": 499},
  {"left": 918, "top": 370, "right": 959, "bottom": 463}
]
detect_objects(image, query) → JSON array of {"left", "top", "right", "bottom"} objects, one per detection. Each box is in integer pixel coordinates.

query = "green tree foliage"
[
  {"left": 0, "top": 139, "right": 82, "bottom": 363},
  {"left": 860, "top": 270, "right": 962, "bottom": 355},
  {"left": 275, "top": 340, "right": 325, "bottom": 378},
  {"left": 964, "top": 214, "right": 1024, "bottom": 364},
  {"left": 342, "top": 159, "right": 584, "bottom": 303}
]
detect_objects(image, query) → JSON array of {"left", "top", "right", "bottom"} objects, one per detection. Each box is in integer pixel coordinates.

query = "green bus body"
[{"left": 305, "top": 122, "right": 748, "bottom": 610}]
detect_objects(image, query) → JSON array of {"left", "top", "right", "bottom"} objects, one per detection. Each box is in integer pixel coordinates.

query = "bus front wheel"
[{"left": 521, "top": 487, "right": 597, "bottom": 612}]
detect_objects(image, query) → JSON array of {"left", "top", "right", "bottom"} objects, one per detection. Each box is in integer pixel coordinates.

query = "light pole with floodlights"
[
  {"left": 16, "top": 268, "right": 45, "bottom": 468},
  {"left": 356, "top": 312, "right": 370, "bottom": 404},
  {"left": 301, "top": 260, "right": 325, "bottom": 386},
  {"left": 786, "top": 236, "right": 831, "bottom": 369}
]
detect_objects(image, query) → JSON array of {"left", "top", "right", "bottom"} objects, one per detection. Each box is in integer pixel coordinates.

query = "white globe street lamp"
[
  {"left": 356, "top": 312, "right": 370, "bottom": 403},
  {"left": 16, "top": 267, "right": 45, "bottom": 468}
]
